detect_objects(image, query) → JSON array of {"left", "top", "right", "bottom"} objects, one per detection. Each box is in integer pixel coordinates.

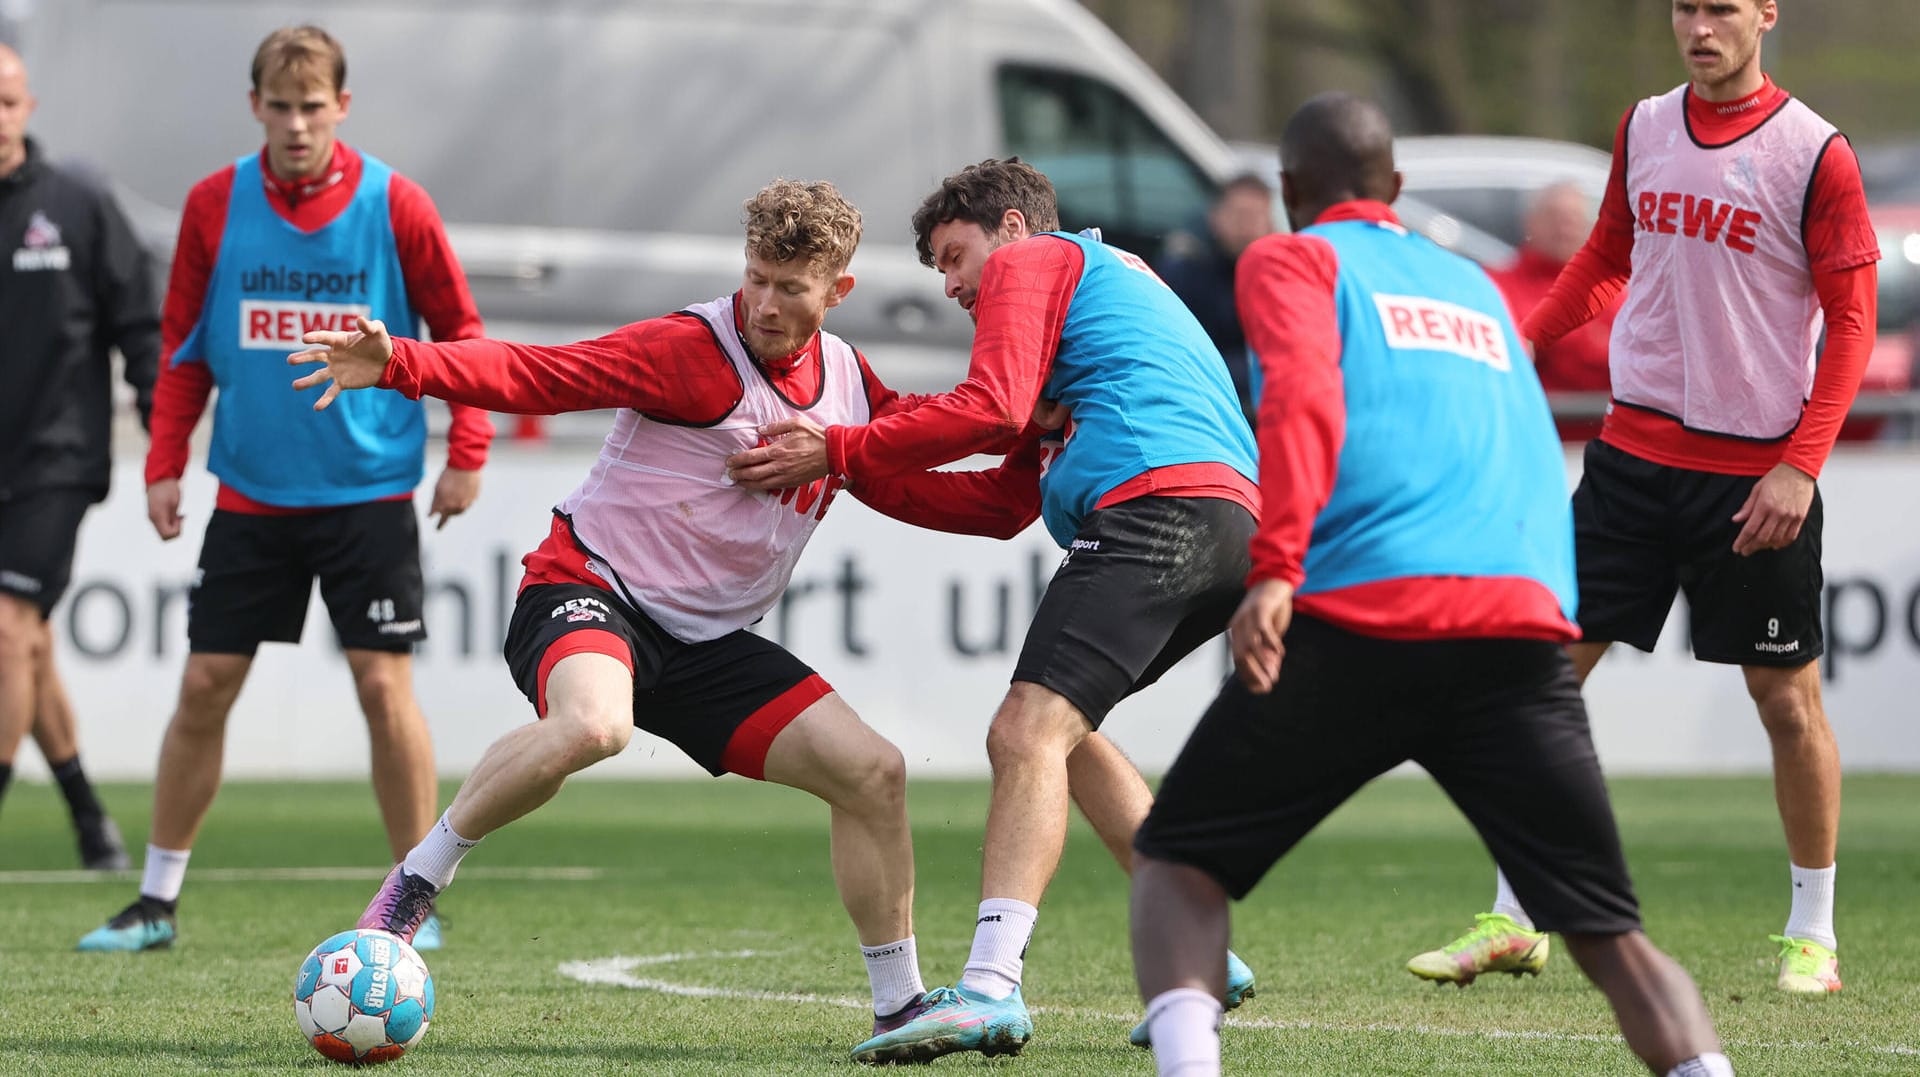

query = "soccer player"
[
  {"left": 725, "top": 158, "right": 1262, "bottom": 1063},
  {"left": 291, "top": 179, "right": 943, "bottom": 1054},
  {"left": 1130, "top": 91, "right": 1733, "bottom": 1077},
  {"left": 0, "top": 43, "right": 154, "bottom": 870},
  {"left": 1407, "top": 0, "right": 1876, "bottom": 996},
  {"left": 77, "top": 26, "right": 493, "bottom": 952}
]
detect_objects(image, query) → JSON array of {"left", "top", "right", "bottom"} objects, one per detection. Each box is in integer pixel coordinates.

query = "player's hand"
[
  {"left": 1228, "top": 578, "right": 1295, "bottom": 694},
  {"left": 1031, "top": 397, "right": 1070, "bottom": 431},
  {"left": 428, "top": 467, "right": 482, "bottom": 530},
  {"left": 1730, "top": 462, "right": 1816, "bottom": 556},
  {"left": 146, "top": 478, "right": 184, "bottom": 541},
  {"left": 288, "top": 315, "right": 394, "bottom": 411},
  {"left": 725, "top": 416, "right": 830, "bottom": 491}
]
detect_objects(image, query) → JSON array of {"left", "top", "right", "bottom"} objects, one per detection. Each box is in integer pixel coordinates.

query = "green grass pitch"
[{"left": 1, "top": 774, "right": 1914, "bottom": 1074}]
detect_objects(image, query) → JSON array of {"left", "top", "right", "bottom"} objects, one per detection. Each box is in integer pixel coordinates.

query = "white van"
[{"left": 14, "top": 0, "right": 1241, "bottom": 389}]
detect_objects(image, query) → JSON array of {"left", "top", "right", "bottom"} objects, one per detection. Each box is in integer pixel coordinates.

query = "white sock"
[
  {"left": 1783, "top": 862, "right": 1836, "bottom": 949},
  {"left": 1668, "top": 1051, "right": 1735, "bottom": 1076},
  {"left": 139, "top": 845, "right": 191, "bottom": 903},
  {"left": 861, "top": 936, "right": 927, "bottom": 1016},
  {"left": 401, "top": 811, "right": 480, "bottom": 890},
  {"left": 1145, "top": 987, "right": 1223, "bottom": 1077},
  {"left": 958, "top": 898, "right": 1037, "bottom": 1000},
  {"left": 1492, "top": 867, "right": 1534, "bottom": 930}
]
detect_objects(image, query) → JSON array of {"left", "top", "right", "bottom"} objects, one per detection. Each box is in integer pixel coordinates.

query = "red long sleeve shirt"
[
  {"left": 848, "top": 429, "right": 1049, "bottom": 540},
  {"left": 380, "top": 304, "right": 885, "bottom": 421},
  {"left": 145, "top": 141, "right": 494, "bottom": 511},
  {"left": 825, "top": 236, "right": 1257, "bottom": 518},
  {"left": 1239, "top": 202, "right": 1576, "bottom": 642},
  {"left": 1522, "top": 78, "right": 1880, "bottom": 478},
  {"left": 828, "top": 239, "right": 1075, "bottom": 478}
]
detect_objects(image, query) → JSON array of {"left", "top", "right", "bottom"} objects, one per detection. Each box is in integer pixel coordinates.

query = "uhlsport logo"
[
  {"left": 238, "top": 264, "right": 374, "bottom": 349},
  {"left": 13, "top": 210, "right": 71, "bottom": 271},
  {"left": 1060, "top": 537, "right": 1100, "bottom": 565}
]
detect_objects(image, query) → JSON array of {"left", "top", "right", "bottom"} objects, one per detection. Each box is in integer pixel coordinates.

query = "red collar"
[
  {"left": 1684, "top": 74, "right": 1787, "bottom": 142},
  {"left": 1309, "top": 200, "right": 1402, "bottom": 228},
  {"left": 1688, "top": 74, "right": 1780, "bottom": 118},
  {"left": 260, "top": 141, "right": 355, "bottom": 205}
]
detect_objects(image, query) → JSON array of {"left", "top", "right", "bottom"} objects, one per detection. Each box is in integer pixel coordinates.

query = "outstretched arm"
[
  {"left": 290, "top": 312, "right": 746, "bottom": 421},
  {"left": 850, "top": 426, "right": 1048, "bottom": 539}
]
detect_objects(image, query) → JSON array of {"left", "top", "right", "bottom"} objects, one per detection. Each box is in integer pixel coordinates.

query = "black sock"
[
  {"left": 0, "top": 760, "right": 12, "bottom": 811},
  {"left": 138, "top": 893, "right": 178, "bottom": 915},
  {"left": 49, "top": 755, "right": 106, "bottom": 824}
]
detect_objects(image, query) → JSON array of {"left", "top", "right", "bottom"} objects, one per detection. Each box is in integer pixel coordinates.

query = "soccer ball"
[{"left": 293, "top": 928, "right": 435, "bottom": 1064}]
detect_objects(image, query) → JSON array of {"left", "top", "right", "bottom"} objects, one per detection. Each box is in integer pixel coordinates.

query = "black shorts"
[
  {"left": 1013, "top": 495, "right": 1254, "bottom": 729},
  {"left": 1134, "top": 615, "right": 1640, "bottom": 936},
  {"left": 503, "top": 583, "right": 831, "bottom": 779},
  {"left": 187, "top": 501, "right": 427, "bottom": 655},
  {"left": 1573, "top": 439, "right": 1823, "bottom": 666},
  {"left": 0, "top": 487, "right": 95, "bottom": 617}
]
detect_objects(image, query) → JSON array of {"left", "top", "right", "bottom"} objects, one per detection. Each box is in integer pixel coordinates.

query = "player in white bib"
[
  {"left": 291, "top": 180, "right": 1024, "bottom": 1058},
  {"left": 1407, "top": 0, "right": 1878, "bottom": 1006}
]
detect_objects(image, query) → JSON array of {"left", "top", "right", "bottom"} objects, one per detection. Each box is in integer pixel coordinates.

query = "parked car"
[
  {"left": 19, "top": 0, "right": 1244, "bottom": 397},
  {"left": 1394, "top": 135, "right": 1612, "bottom": 254},
  {"left": 1850, "top": 203, "right": 1920, "bottom": 439},
  {"left": 1229, "top": 136, "right": 1606, "bottom": 270},
  {"left": 1858, "top": 141, "right": 1920, "bottom": 204}
]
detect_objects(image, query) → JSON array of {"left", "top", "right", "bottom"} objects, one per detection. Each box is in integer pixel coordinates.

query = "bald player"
[
  {"left": 1126, "top": 93, "right": 1732, "bottom": 1077},
  {"left": 0, "top": 42, "right": 155, "bottom": 869}
]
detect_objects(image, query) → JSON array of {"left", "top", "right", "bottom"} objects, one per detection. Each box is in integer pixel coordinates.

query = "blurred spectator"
[
  {"left": 1157, "top": 174, "right": 1273, "bottom": 425},
  {"left": 1489, "top": 181, "right": 1621, "bottom": 441},
  {"left": 511, "top": 414, "right": 547, "bottom": 442}
]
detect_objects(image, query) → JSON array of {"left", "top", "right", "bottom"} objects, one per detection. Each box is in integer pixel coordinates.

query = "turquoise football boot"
[
  {"left": 77, "top": 898, "right": 177, "bottom": 952},
  {"left": 1129, "top": 949, "right": 1257, "bottom": 1047},
  {"left": 850, "top": 983, "right": 1031, "bottom": 1064}
]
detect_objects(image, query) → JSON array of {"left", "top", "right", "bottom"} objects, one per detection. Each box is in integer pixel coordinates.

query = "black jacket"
[{"left": 0, "top": 137, "right": 159, "bottom": 502}]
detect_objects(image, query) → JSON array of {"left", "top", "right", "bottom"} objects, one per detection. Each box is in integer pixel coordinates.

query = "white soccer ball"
[{"left": 293, "top": 928, "right": 435, "bottom": 1064}]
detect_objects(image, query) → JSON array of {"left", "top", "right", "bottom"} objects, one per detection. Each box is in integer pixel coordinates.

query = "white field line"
[
  {"left": 0, "top": 865, "right": 602, "bottom": 884},
  {"left": 557, "top": 951, "right": 1919, "bottom": 1058}
]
